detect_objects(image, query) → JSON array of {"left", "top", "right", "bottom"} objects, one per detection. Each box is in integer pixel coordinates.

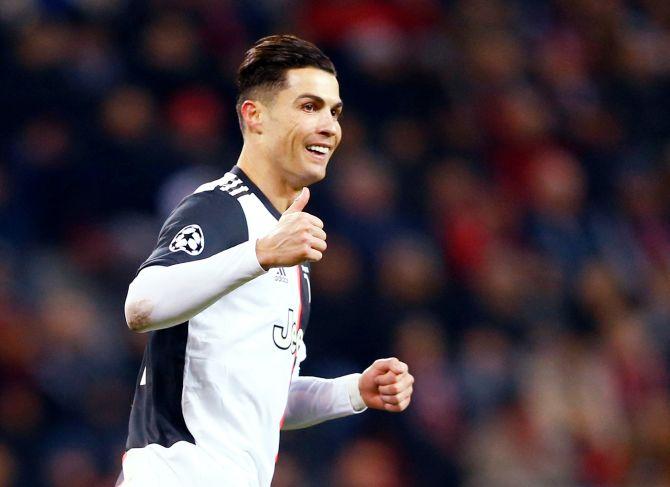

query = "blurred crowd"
[{"left": 0, "top": 0, "right": 669, "bottom": 486}]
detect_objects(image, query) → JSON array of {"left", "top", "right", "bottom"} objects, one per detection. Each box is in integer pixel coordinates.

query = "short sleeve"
[{"left": 139, "top": 191, "right": 248, "bottom": 272}]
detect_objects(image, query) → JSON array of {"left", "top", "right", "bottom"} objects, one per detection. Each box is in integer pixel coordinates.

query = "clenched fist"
[
  {"left": 256, "top": 187, "right": 327, "bottom": 269},
  {"left": 359, "top": 357, "right": 414, "bottom": 412}
]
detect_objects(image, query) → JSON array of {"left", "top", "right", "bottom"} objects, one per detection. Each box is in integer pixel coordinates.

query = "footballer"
[{"left": 117, "top": 35, "right": 414, "bottom": 486}]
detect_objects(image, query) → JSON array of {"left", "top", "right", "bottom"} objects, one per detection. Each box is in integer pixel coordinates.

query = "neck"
[{"left": 236, "top": 142, "right": 300, "bottom": 214}]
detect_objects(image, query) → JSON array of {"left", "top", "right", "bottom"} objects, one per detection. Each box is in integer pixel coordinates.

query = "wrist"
[
  {"left": 344, "top": 373, "right": 367, "bottom": 412},
  {"left": 255, "top": 238, "right": 271, "bottom": 270}
]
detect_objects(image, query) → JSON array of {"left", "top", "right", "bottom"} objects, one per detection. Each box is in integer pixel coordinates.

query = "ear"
[{"left": 240, "top": 100, "right": 263, "bottom": 134}]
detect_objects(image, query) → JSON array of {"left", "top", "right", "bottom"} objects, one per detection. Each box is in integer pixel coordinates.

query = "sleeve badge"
[{"left": 169, "top": 224, "right": 205, "bottom": 256}]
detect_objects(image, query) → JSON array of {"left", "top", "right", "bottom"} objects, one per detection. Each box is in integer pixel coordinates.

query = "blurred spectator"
[
  {"left": 271, "top": 452, "right": 307, "bottom": 487},
  {"left": 458, "top": 327, "right": 515, "bottom": 420},
  {"left": 393, "top": 313, "right": 463, "bottom": 484},
  {"left": 43, "top": 447, "right": 101, "bottom": 487},
  {"left": 308, "top": 234, "right": 369, "bottom": 366},
  {"left": 0, "top": 443, "right": 18, "bottom": 486},
  {"left": 330, "top": 436, "right": 411, "bottom": 487}
]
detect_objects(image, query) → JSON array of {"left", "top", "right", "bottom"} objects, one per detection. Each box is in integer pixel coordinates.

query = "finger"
[
  {"left": 307, "top": 214, "right": 324, "bottom": 229},
  {"left": 371, "top": 357, "right": 398, "bottom": 373},
  {"left": 371, "top": 357, "right": 407, "bottom": 375},
  {"left": 289, "top": 212, "right": 324, "bottom": 229},
  {"left": 305, "top": 248, "right": 323, "bottom": 262},
  {"left": 375, "top": 370, "right": 402, "bottom": 386},
  {"left": 309, "top": 236, "right": 327, "bottom": 253},
  {"left": 381, "top": 386, "right": 413, "bottom": 405},
  {"left": 397, "top": 385, "right": 413, "bottom": 403},
  {"left": 378, "top": 376, "right": 412, "bottom": 395},
  {"left": 383, "top": 396, "right": 411, "bottom": 413},
  {"left": 381, "top": 394, "right": 401, "bottom": 405},
  {"left": 391, "top": 360, "right": 408, "bottom": 375},
  {"left": 285, "top": 187, "right": 309, "bottom": 214},
  {"left": 374, "top": 370, "right": 395, "bottom": 386},
  {"left": 374, "top": 369, "right": 412, "bottom": 386},
  {"left": 308, "top": 226, "right": 327, "bottom": 240}
]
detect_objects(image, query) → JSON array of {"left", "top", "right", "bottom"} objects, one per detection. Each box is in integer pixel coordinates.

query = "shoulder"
[
  {"left": 193, "top": 171, "right": 251, "bottom": 199},
  {"left": 139, "top": 176, "right": 251, "bottom": 270},
  {"left": 168, "top": 174, "right": 248, "bottom": 227}
]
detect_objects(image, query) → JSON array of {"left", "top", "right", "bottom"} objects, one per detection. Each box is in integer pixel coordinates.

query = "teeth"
[{"left": 307, "top": 145, "right": 329, "bottom": 155}]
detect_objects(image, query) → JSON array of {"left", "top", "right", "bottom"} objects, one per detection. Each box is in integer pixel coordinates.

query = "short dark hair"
[{"left": 236, "top": 35, "right": 336, "bottom": 131}]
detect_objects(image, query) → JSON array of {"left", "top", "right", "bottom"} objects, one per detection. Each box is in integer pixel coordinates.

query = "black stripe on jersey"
[
  {"left": 138, "top": 188, "right": 249, "bottom": 271},
  {"left": 230, "top": 166, "right": 282, "bottom": 220},
  {"left": 126, "top": 321, "right": 194, "bottom": 449},
  {"left": 298, "top": 263, "right": 311, "bottom": 334},
  {"left": 127, "top": 180, "right": 251, "bottom": 450}
]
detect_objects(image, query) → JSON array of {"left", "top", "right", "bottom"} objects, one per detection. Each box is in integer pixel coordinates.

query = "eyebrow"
[{"left": 295, "top": 93, "right": 343, "bottom": 110}]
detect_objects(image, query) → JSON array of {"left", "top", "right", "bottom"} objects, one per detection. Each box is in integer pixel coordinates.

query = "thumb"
[
  {"left": 371, "top": 357, "right": 403, "bottom": 374},
  {"left": 285, "top": 187, "right": 310, "bottom": 214}
]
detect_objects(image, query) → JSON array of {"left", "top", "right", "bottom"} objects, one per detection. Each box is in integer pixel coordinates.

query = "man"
[{"left": 118, "top": 35, "right": 414, "bottom": 486}]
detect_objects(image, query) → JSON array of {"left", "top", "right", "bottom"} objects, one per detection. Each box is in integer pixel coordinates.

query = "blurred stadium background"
[{"left": 0, "top": 0, "right": 669, "bottom": 485}]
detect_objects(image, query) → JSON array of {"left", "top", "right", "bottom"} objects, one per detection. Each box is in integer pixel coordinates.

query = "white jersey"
[{"left": 121, "top": 166, "right": 312, "bottom": 486}]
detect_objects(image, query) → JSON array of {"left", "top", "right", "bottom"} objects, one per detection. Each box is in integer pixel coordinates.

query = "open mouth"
[{"left": 306, "top": 145, "right": 331, "bottom": 158}]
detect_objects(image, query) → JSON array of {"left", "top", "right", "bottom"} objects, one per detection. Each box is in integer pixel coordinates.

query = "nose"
[
  {"left": 318, "top": 126, "right": 336, "bottom": 138},
  {"left": 317, "top": 111, "right": 339, "bottom": 138}
]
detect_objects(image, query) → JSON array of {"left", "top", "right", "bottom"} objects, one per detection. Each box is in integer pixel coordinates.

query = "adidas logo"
[
  {"left": 274, "top": 268, "right": 289, "bottom": 283},
  {"left": 219, "top": 175, "right": 249, "bottom": 197}
]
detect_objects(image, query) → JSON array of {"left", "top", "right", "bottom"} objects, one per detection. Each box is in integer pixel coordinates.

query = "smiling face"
[{"left": 258, "top": 67, "right": 343, "bottom": 188}]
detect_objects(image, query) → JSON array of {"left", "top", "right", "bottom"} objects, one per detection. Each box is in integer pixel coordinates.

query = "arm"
[
  {"left": 125, "top": 241, "right": 265, "bottom": 332},
  {"left": 281, "top": 358, "right": 414, "bottom": 430},
  {"left": 126, "top": 187, "right": 326, "bottom": 332},
  {"left": 281, "top": 374, "right": 366, "bottom": 430}
]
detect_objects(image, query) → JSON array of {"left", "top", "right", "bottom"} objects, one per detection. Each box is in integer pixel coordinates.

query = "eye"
[
  {"left": 303, "top": 103, "right": 316, "bottom": 112},
  {"left": 331, "top": 108, "right": 342, "bottom": 120}
]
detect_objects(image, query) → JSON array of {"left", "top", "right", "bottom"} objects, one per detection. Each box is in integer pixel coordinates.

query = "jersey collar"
[{"left": 229, "top": 166, "right": 283, "bottom": 220}]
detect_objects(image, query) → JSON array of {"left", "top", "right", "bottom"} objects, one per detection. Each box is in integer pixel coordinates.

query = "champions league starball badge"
[{"left": 169, "top": 224, "right": 205, "bottom": 256}]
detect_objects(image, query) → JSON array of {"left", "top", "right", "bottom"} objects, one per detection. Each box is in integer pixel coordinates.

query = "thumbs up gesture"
[
  {"left": 256, "top": 187, "right": 327, "bottom": 269},
  {"left": 358, "top": 358, "right": 414, "bottom": 412}
]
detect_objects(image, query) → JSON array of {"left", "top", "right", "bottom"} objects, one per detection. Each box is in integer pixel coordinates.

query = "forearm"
[
  {"left": 125, "top": 240, "right": 266, "bottom": 332},
  {"left": 281, "top": 374, "right": 367, "bottom": 431}
]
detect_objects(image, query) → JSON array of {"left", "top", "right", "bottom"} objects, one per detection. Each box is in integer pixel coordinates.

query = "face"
[{"left": 260, "top": 67, "right": 343, "bottom": 187}]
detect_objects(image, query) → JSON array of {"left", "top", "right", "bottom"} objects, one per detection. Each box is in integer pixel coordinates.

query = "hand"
[
  {"left": 359, "top": 357, "right": 414, "bottom": 412},
  {"left": 256, "top": 187, "right": 327, "bottom": 269}
]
